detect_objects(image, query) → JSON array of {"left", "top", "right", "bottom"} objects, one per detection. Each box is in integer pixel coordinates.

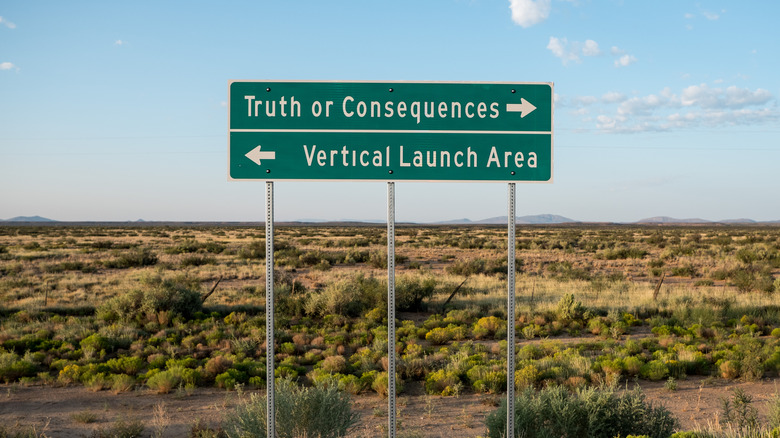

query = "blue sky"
[{"left": 1, "top": 1, "right": 778, "bottom": 223}]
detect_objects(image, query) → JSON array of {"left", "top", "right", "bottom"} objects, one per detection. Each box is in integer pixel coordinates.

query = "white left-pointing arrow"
[
  {"left": 506, "top": 98, "right": 537, "bottom": 118},
  {"left": 245, "top": 145, "right": 276, "bottom": 165}
]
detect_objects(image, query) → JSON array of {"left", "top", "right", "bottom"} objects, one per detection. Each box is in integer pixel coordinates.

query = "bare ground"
[{"left": 2, "top": 377, "right": 779, "bottom": 437}]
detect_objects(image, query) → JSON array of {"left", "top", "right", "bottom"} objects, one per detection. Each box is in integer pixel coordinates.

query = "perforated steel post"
[
  {"left": 387, "top": 182, "right": 397, "bottom": 438},
  {"left": 507, "top": 183, "right": 516, "bottom": 437},
  {"left": 265, "top": 181, "right": 275, "bottom": 438}
]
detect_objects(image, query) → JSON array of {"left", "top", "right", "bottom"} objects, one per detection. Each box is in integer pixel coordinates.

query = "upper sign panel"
[{"left": 228, "top": 81, "right": 553, "bottom": 182}]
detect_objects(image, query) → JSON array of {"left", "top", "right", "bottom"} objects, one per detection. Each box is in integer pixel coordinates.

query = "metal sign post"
[
  {"left": 387, "top": 182, "right": 397, "bottom": 438},
  {"left": 507, "top": 182, "right": 516, "bottom": 437},
  {"left": 265, "top": 181, "right": 275, "bottom": 438}
]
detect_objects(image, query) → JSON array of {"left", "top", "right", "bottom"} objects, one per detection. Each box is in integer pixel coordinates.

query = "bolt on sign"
[{"left": 228, "top": 81, "right": 553, "bottom": 182}]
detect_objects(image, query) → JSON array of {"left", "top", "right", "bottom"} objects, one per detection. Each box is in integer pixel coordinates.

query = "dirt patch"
[{"left": 2, "top": 377, "right": 779, "bottom": 437}]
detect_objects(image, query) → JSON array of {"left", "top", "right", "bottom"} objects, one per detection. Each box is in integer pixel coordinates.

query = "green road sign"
[{"left": 228, "top": 81, "right": 553, "bottom": 182}]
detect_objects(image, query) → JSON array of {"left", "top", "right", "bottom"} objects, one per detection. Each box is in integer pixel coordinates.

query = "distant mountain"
[
  {"left": 471, "top": 214, "right": 577, "bottom": 225},
  {"left": 636, "top": 216, "right": 711, "bottom": 224},
  {"left": 2, "top": 216, "right": 55, "bottom": 222},
  {"left": 719, "top": 218, "right": 757, "bottom": 224},
  {"left": 435, "top": 218, "right": 474, "bottom": 225}
]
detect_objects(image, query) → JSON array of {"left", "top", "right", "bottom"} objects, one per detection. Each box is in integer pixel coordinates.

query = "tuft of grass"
[{"left": 71, "top": 411, "right": 99, "bottom": 424}]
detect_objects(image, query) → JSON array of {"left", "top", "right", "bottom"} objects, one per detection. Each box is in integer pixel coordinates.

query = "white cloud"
[
  {"left": 593, "top": 84, "right": 777, "bottom": 133},
  {"left": 601, "top": 91, "right": 626, "bottom": 103},
  {"left": 508, "top": 0, "right": 551, "bottom": 28},
  {"left": 614, "top": 54, "right": 637, "bottom": 68},
  {"left": 547, "top": 37, "right": 602, "bottom": 65},
  {"left": 115, "top": 40, "right": 126, "bottom": 46},
  {"left": 582, "top": 40, "right": 601, "bottom": 56},
  {"left": 547, "top": 37, "right": 578, "bottom": 65},
  {"left": 0, "top": 62, "right": 18, "bottom": 71},
  {"left": 702, "top": 10, "right": 720, "bottom": 20},
  {"left": 681, "top": 83, "right": 772, "bottom": 109},
  {"left": 0, "top": 16, "right": 16, "bottom": 29},
  {"left": 610, "top": 46, "right": 625, "bottom": 56}
]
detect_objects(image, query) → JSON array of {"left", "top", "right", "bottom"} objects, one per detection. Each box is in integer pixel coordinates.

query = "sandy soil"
[{"left": 2, "top": 377, "right": 779, "bottom": 437}]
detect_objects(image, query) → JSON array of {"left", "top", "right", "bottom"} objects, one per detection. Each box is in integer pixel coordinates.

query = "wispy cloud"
[
  {"left": 114, "top": 39, "right": 127, "bottom": 46},
  {"left": 614, "top": 54, "right": 637, "bottom": 68},
  {"left": 563, "top": 83, "right": 776, "bottom": 133},
  {"left": 508, "top": 0, "right": 551, "bottom": 28},
  {"left": 0, "top": 16, "right": 16, "bottom": 29},
  {"left": 549, "top": 38, "right": 635, "bottom": 68},
  {"left": 595, "top": 84, "right": 776, "bottom": 132},
  {"left": 0, "top": 61, "right": 19, "bottom": 71},
  {"left": 547, "top": 37, "right": 601, "bottom": 65}
]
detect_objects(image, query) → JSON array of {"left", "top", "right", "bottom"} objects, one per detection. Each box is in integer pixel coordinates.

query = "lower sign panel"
[{"left": 229, "top": 132, "right": 552, "bottom": 182}]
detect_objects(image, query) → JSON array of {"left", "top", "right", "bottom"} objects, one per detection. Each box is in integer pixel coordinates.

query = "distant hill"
[
  {"left": 636, "top": 216, "right": 711, "bottom": 224},
  {"left": 445, "top": 214, "right": 577, "bottom": 225},
  {"left": 2, "top": 216, "right": 55, "bottom": 222},
  {"left": 718, "top": 218, "right": 757, "bottom": 224}
]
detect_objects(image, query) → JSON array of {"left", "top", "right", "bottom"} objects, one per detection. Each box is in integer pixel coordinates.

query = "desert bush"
[
  {"left": 111, "top": 374, "right": 136, "bottom": 393},
  {"left": 719, "top": 360, "right": 740, "bottom": 380},
  {"left": 237, "top": 240, "right": 265, "bottom": 259},
  {"left": 599, "top": 246, "right": 648, "bottom": 260},
  {"left": 395, "top": 274, "right": 437, "bottom": 311},
  {"left": 180, "top": 254, "right": 217, "bottom": 267},
  {"left": 720, "top": 387, "right": 759, "bottom": 434},
  {"left": 515, "top": 364, "right": 540, "bottom": 389},
  {"left": 473, "top": 316, "right": 505, "bottom": 339},
  {"left": 223, "top": 379, "right": 359, "bottom": 438},
  {"left": 371, "top": 371, "right": 403, "bottom": 397},
  {"left": 103, "top": 248, "right": 158, "bottom": 269},
  {"left": 321, "top": 355, "right": 348, "bottom": 374},
  {"left": 304, "top": 274, "right": 383, "bottom": 317},
  {"left": 485, "top": 385, "right": 676, "bottom": 438},
  {"left": 425, "top": 327, "right": 452, "bottom": 345},
  {"left": 105, "top": 356, "right": 145, "bottom": 376},
  {"left": 424, "top": 369, "right": 461, "bottom": 396},
  {"left": 146, "top": 367, "right": 199, "bottom": 394},
  {"left": 0, "top": 351, "right": 36, "bottom": 383},
  {"left": 467, "top": 365, "right": 506, "bottom": 394},
  {"left": 216, "top": 369, "right": 246, "bottom": 390},
  {"left": 640, "top": 360, "right": 669, "bottom": 381},
  {"left": 556, "top": 293, "right": 584, "bottom": 321},
  {"left": 90, "top": 418, "right": 145, "bottom": 438},
  {"left": 98, "top": 276, "right": 202, "bottom": 323}
]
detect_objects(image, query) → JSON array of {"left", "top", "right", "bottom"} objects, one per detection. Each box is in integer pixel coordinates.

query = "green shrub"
[
  {"left": 473, "top": 316, "right": 505, "bottom": 339},
  {"left": 146, "top": 367, "right": 199, "bottom": 393},
  {"left": 304, "top": 274, "right": 383, "bottom": 317},
  {"left": 320, "top": 355, "right": 348, "bottom": 374},
  {"left": 424, "top": 369, "right": 461, "bottom": 396},
  {"left": 425, "top": 327, "right": 452, "bottom": 345},
  {"left": 111, "top": 374, "right": 136, "bottom": 393},
  {"left": 485, "top": 386, "right": 676, "bottom": 438},
  {"left": 223, "top": 379, "right": 359, "bottom": 438},
  {"left": 395, "top": 274, "right": 436, "bottom": 311},
  {"left": 238, "top": 240, "right": 265, "bottom": 259},
  {"left": 98, "top": 276, "right": 203, "bottom": 323},
  {"left": 103, "top": 248, "right": 158, "bottom": 269},
  {"left": 216, "top": 369, "right": 246, "bottom": 390},
  {"left": 556, "top": 294, "right": 584, "bottom": 321},
  {"left": 515, "top": 364, "right": 540, "bottom": 389},
  {"left": 720, "top": 387, "right": 758, "bottom": 434},
  {"left": 640, "top": 360, "right": 669, "bottom": 381},
  {"left": 0, "top": 352, "right": 36, "bottom": 383},
  {"left": 371, "top": 372, "right": 403, "bottom": 397}
]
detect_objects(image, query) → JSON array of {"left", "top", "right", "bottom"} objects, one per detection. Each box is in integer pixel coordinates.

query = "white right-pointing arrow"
[
  {"left": 245, "top": 145, "right": 276, "bottom": 166},
  {"left": 506, "top": 98, "right": 537, "bottom": 118}
]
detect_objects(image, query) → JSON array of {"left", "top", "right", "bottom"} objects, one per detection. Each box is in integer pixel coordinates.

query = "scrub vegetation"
[{"left": 1, "top": 224, "right": 780, "bottom": 436}]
